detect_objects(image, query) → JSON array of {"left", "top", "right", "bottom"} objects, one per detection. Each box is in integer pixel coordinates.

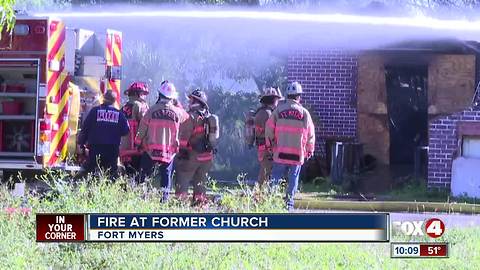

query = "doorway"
[{"left": 385, "top": 66, "right": 428, "bottom": 165}]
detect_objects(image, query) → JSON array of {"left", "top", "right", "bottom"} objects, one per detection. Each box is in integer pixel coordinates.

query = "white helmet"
[
  {"left": 260, "top": 87, "right": 282, "bottom": 99},
  {"left": 286, "top": 82, "right": 303, "bottom": 95},
  {"left": 159, "top": 80, "right": 178, "bottom": 99}
]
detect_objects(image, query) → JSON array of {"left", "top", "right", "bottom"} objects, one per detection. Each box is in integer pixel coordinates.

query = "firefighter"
[
  {"left": 254, "top": 87, "right": 282, "bottom": 186},
  {"left": 76, "top": 90, "right": 130, "bottom": 180},
  {"left": 135, "top": 81, "right": 188, "bottom": 202},
  {"left": 175, "top": 89, "right": 219, "bottom": 206},
  {"left": 120, "top": 82, "right": 150, "bottom": 178},
  {"left": 265, "top": 82, "right": 315, "bottom": 210}
]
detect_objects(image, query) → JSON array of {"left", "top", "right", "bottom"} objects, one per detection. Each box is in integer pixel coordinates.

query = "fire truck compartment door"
[
  {"left": 81, "top": 56, "right": 106, "bottom": 77},
  {"left": 0, "top": 160, "right": 42, "bottom": 170},
  {"left": 64, "top": 28, "right": 76, "bottom": 74},
  {"left": 76, "top": 29, "right": 104, "bottom": 56},
  {"left": 67, "top": 82, "right": 81, "bottom": 155}
]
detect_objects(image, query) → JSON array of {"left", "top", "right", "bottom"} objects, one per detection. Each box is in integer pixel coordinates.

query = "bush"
[
  {"left": 1, "top": 171, "right": 479, "bottom": 269},
  {"left": 207, "top": 88, "right": 259, "bottom": 181}
]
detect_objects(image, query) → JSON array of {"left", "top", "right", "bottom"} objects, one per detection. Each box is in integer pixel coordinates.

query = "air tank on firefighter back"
[{"left": 206, "top": 113, "right": 219, "bottom": 148}]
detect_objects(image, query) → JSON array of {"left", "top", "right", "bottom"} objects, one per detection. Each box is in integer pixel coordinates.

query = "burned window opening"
[{"left": 385, "top": 65, "right": 428, "bottom": 166}]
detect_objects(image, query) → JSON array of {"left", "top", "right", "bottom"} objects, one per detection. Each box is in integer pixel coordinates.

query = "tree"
[
  {"left": 207, "top": 88, "right": 259, "bottom": 179},
  {"left": 402, "top": 0, "right": 480, "bottom": 16},
  {"left": 123, "top": 34, "right": 287, "bottom": 99},
  {"left": 71, "top": 0, "right": 260, "bottom": 5},
  {"left": 14, "top": 0, "right": 71, "bottom": 11},
  {"left": 123, "top": 39, "right": 276, "bottom": 180},
  {"left": 0, "top": 0, "right": 16, "bottom": 35}
]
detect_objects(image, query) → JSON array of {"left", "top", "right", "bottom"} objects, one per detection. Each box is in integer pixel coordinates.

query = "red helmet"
[{"left": 124, "top": 81, "right": 149, "bottom": 95}]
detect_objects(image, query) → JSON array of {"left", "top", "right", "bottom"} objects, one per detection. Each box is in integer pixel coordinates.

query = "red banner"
[
  {"left": 420, "top": 244, "right": 448, "bottom": 257},
  {"left": 36, "top": 214, "right": 85, "bottom": 242}
]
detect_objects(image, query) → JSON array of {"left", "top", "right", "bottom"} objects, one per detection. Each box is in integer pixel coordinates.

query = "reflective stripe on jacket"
[
  {"left": 179, "top": 109, "right": 213, "bottom": 162},
  {"left": 265, "top": 100, "right": 315, "bottom": 165},
  {"left": 135, "top": 100, "right": 188, "bottom": 163},
  {"left": 120, "top": 97, "right": 149, "bottom": 157}
]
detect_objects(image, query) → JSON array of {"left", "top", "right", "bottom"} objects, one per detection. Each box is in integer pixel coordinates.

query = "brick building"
[{"left": 288, "top": 40, "right": 480, "bottom": 191}]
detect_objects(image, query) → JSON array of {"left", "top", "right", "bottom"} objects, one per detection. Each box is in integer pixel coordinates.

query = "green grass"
[
  {"left": 384, "top": 181, "right": 478, "bottom": 204},
  {"left": 300, "top": 177, "right": 342, "bottom": 194},
  {"left": 0, "top": 171, "right": 479, "bottom": 269},
  {"left": 300, "top": 177, "right": 479, "bottom": 204}
]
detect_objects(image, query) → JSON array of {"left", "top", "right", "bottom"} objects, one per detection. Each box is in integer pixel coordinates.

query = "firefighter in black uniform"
[{"left": 76, "top": 90, "right": 130, "bottom": 180}]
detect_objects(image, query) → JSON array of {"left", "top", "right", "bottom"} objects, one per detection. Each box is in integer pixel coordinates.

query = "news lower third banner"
[{"left": 36, "top": 213, "right": 389, "bottom": 242}]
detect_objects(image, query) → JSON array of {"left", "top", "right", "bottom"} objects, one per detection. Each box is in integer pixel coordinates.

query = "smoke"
[
  {"left": 35, "top": 6, "right": 480, "bottom": 49},
  {"left": 30, "top": 4, "right": 480, "bottom": 180},
  {"left": 33, "top": 5, "right": 480, "bottom": 92}
]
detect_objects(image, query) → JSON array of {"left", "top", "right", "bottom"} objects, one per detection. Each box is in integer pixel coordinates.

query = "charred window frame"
[{"left": 457, "top": 121, "right": 480, "bottom": 158}]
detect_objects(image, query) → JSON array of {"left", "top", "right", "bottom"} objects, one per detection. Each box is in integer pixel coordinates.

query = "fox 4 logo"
[{"left": 392, "top": 218, "right": 445, "bottom": 238}]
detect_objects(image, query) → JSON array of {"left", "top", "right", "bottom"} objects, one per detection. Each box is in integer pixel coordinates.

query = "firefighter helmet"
[
  {"left": 158, "top": 80, "right": 178, "bottom": 99},
  {"left": 286, "top": 82, "right": 303, "bottom": 95},
  {"left": 124, "top": 81, "right": 149, "bottom": 95},
  {"left": 260, "top": 87, "right": 282, "bottom": 99},
  {"left": 188, "top": 89, "right": 208, "bottom": 106}
]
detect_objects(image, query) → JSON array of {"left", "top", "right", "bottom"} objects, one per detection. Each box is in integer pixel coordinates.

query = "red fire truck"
[{"left": 0, "top": 15, "right": 122, "bottom": 177}]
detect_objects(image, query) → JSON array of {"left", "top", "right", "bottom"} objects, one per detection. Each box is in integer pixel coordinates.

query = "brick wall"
[
  {"left": 287, "top": 50, "right": 358, "bottom": 157},
  {"left": 288, "top": 49, "right": 478, "bottom": 189},
  {"left": 428, "top": 108, "right": 480, "bottom": 189}
]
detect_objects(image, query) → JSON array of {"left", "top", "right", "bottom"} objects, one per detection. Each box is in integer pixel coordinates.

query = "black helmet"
[{"left": 188, "top": 89, "right": 208, "bottom": 106}]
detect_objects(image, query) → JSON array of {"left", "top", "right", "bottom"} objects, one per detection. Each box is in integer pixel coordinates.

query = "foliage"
[
  {"left": 226, "top": 47, "right": 288, "bottom": 92},
  {"left": 123, "top": 39, "right": 287, "bottom": 98},
  {"left": 2, "top": 0, "right": 72, "bottom": 36},
  {"left": 0, "top": 0, "right": 16, "bottom": 35},
  {"left": 386, "top": 180, "right": 479, "bottom": 204},
  {"left": 71, "top": 0, "right": 261, "bottom": 5},
  {"left": 399, "top": 0, "right": 480, "bottom": 10},
  {"left": 387, "top": 0, "right": 480, "bottom": 17},
  {"left": 14, "top": 0, "right": 71, "bottom": 11},
  {"left": 300, "top": 177, "right": 344, "bottom": 195},
  {"left": 122, "top": 40, "right": 284, "bottom": 181},
  {"left": 207, "top": 88, "right": 258, "bottom": 180},
  {"left": 14, "top": 0, "right": 480, "bottom": 15},
  {"left": 0, "top": 172, "right": 479, "bottom": 269}
]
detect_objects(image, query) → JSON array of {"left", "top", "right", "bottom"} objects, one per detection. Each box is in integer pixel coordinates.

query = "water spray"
[{"left": 33, "top": 10, "right": 480, "bottom": 31}]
